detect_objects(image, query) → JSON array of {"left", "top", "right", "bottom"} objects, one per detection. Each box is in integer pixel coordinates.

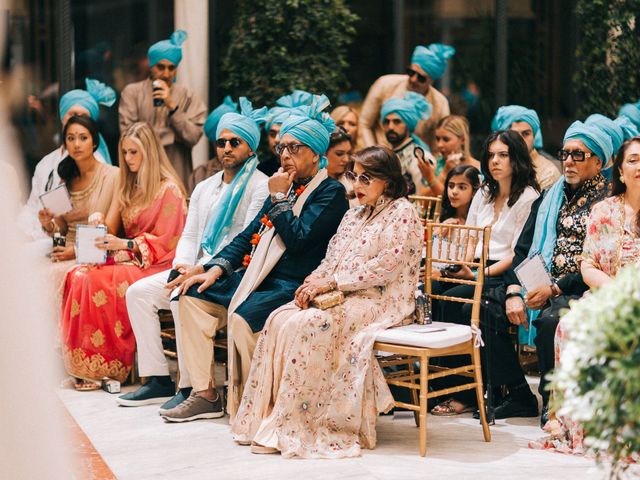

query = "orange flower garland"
[{"left": 242, "top": 185, "right": 306, "bottom": 268}]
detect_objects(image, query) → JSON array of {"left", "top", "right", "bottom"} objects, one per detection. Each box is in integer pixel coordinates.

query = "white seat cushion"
[{"left": 375, "top": 321, "right": 472, "bottom": 349}]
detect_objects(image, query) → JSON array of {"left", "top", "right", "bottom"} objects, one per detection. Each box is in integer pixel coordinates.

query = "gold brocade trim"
[
  {"left": 92, "top": 290, "right": 108, "bottom": 308},
  {"left": 63, "top": 346, "right": 130, "bottom": 383},
  {"left": 114, "top": 320, "right": 124, "bottom": 338},
  {"left": 90, "top": 329, "right": 105, "bottom": 348},
  {"left": 71, "top": 299, "right": 80, "bottom": 318},
  {"left": 116, "top": 281, "right": 129, "bottom": 298}
]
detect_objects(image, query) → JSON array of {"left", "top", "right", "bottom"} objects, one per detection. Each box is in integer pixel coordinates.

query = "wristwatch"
[
  {"left": 272, "top": 192, "right": 286, "bottom": 202},
  {"left": 126, "top": 240, "right": 135, "bottom": 250}
]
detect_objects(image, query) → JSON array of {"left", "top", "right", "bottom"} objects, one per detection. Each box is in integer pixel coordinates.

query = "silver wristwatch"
[{"left": 272, "top": 192, "right": 286, "bottom": 202}]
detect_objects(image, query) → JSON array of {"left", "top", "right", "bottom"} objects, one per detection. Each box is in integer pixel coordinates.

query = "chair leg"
[
  {"left": 419, "top": 353, "right": 429, "bottom": 456},
  {"left": 472, "top": 346, "right": 491, "bottom": 442},
  {"left": 407, "top": 360, "right": 420, "bottom": 426}
]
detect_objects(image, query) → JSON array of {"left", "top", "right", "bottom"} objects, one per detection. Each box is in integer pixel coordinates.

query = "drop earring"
[{"left": 620, "top": 176, "right": 625, "bottom": 184}]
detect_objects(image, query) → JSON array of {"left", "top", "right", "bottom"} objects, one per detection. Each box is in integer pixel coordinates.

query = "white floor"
[{"left": 58, "top": 381, "right": 610, "bottom": 480}]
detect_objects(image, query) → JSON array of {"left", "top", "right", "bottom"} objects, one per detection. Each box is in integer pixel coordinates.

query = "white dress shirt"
[
  {"left": 465, "top": 186, "right": 539, "bottom": 260},
  {"left": 172, "top": 168, "right": 269, "bottom": 267}
]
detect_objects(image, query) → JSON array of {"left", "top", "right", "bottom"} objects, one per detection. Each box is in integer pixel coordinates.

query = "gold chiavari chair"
[
  {"left": 374, "top": 222, "right": 492, "bottom": 456},
  {"left": 408, "top": 195, "right": 441, "bottom": 224}
]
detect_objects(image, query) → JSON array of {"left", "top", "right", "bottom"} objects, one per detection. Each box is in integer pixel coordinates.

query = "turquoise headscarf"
[
  {"left": 585, "top": 114, "right": 624, "bottom": 155},
  {"left": 563, "top": 120, "right": 613, "bottom": 165},
  {"left": 410, "top": 43, "right": 456, "bottom": 81},
  {"left": 280, "top": 94, "right": 335, "bottom": 169},
  {"left": 618, "top": 101, "right": 640, "bottom": 129},
  {"left": 59, "top": 78, "right": 116, "bottom": 165},
  {"left": 204, "top": 96, "right": 238, "bottom": 142},
  {"left": 615, "top": 115, "right": 640, "bottom": 140},
  {"left": 491, "top": 105, "right": 543, "bottom": 149},
  {"left": 147, "top": 30, "right": 188, "bottom": 67},
  {"left": 264, "top": 89, "right": 314, "bottom": 132},
  {"left": 216, "top": 97, "right": 268, "bottom": 152},
  {"left": 201, "top": 97, "right": 267, "bottom": 256}
]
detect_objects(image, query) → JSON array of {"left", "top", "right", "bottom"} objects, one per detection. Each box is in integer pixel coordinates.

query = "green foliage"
[
  {"left": 221, "top": 0, "right": 358, "bottom": 107},
  {"left": 574, "top": 0, "right": 640, "bottom": 117},
  {"left": 552, "top": 264, "right": 640, "bottom": 479}
]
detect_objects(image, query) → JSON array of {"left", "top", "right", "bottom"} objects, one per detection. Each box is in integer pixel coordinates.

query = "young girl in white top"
[{"left": 431, "top": 129, "right": 540, "bottom": 416}]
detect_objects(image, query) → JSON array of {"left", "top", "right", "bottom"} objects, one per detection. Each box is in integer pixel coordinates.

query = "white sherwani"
[{"left": 126, "top": 169, "right": 269, "bottom": 386}]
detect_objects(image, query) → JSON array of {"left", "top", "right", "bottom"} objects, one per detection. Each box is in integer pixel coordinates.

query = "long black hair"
[
  {"left": 439, "top": 164, "right": 481, "bottom": 222},
  {"left": 479, "top": 130, "right": 540, "bottom": 207},
  {"left": 57, "top": 115, "right": 100, "bottom": 184}
]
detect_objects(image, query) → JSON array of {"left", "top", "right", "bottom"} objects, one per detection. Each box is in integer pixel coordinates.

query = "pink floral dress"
[{"left": 231, "top": 197, "right": 422, "bottom": 458}]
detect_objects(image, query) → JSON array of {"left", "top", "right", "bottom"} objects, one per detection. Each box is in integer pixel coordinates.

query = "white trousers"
[{"left": 126, "top": 270, "right": 190, "bottom": 388}]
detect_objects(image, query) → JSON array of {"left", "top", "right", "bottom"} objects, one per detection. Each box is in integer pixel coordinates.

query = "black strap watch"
[{"left": 126, "top": 240, "right": 135, "bottom": 250}]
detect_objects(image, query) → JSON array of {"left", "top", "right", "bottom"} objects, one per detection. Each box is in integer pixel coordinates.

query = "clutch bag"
[{"left": 310, "top": 290, "right": 345, "bottom": 310}]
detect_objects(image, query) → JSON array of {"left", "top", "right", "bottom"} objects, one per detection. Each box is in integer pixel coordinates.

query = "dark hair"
[
  {"left": 350, "top": 146, "right": 407, "bottom": 199},
  {"left": 479, "top": 130, "right": 540, "bottom": 207},
  {"left": 57, "top": 115, "right": 100, "bottom": 184},
  {"left": 329, "top": 126, "right": 352, "bottom": 149},
  {"left": 439, "top": 164, "right": 481, "bottom": 222},
  {"left": 612, "top": 136, "right": 640, "bottom": 233}
]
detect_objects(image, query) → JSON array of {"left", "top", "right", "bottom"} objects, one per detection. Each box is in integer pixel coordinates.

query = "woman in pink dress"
[
  {"left": 60, "top": 122, "right": 187, "bottom": 388},
  {"left": 231, "top": 146, "right": 423, "bottom": 458}
]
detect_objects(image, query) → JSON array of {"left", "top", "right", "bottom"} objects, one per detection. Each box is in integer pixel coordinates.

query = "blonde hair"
[
  {"left": 117, "top": 122, "right": 186, "bottom": 209},
  {"left": 436, "top": 115, "right": 472, "bottom": 160},
  {"left": 331, "top": 105, "right": 359, "bottom": 126}
]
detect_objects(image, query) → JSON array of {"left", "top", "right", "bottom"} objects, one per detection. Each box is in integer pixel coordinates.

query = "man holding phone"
[
  {"left": 118, "top": 100, "right": 269, "bottom": 409},
  {"left": 119, "top": 30, "right": 207, "bottom": 185}
]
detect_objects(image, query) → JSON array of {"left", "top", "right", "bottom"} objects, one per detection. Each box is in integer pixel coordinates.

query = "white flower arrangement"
[{"left": 552, "top": 264, "right": 640, "bottom": 477}]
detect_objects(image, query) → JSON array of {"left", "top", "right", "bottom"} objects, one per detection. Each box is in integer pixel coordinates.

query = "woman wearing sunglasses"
[{"left": 231, "top": 146, "right": 422, "bottom": 458}]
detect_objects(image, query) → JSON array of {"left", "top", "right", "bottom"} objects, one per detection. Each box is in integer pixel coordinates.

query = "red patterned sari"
[{"left": 60, "top": 182, "right": 187, "bottom": 382}]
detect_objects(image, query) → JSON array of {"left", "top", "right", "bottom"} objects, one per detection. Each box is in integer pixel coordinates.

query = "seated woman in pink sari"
[
  {"left": 60, "top": 122, "right": 187, "bottom": 389},
  {"left": 531, "top": 137, "right": 640, "bottom": 454},
  {"left": 231, "top": 146, "right": 423, "bottom": 458}
]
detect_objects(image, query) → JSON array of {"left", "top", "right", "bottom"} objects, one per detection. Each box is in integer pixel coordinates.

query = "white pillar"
[{"left": 175, "top": 0, "right": 209, "bottom": 169}]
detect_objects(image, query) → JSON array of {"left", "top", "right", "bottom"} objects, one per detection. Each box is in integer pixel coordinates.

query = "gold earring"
[{"left": 620, "top": 176, "right": 625, "bottom": 184}]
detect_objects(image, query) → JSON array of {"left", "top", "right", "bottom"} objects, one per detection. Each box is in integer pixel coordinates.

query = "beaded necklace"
[{"left": 242, "top": 183, "right": 307, "bottom": 267}]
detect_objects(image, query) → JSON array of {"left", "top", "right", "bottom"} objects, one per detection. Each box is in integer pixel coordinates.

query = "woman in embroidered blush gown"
[{"left": 231, "top": 146, "right": 423, "bottom": 458}]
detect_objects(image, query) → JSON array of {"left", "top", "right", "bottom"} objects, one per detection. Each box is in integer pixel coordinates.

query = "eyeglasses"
[
  {"left": 275, "top": 143, "right": 308, "bottom": 156},
  {"left": 344, "top": 170, "right": 374, "bottom": 186},
  {"left": 557, "top": 149, "right": 593, "bottom": 162},
  {"left": 215, "top": 137, "right": 244, "bottom": 149},
  {"left": 406, "top": 67, "right": 428, "bottom": 84}
]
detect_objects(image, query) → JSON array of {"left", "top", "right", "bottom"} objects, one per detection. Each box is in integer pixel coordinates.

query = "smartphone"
[{"left": 167, "top": 269, "right": 181, "bottom": 283}]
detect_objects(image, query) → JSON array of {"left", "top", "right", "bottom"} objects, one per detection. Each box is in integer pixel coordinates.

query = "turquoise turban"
[
  {"left": 410, "top": 43, "right": 456, "bottom": 81},
  {"left": 265, "top": 89, "right": 314, "bottom": 131},
  {"left": 147, "top": 30, "right": 188, "bottom": 67},
  {"left": 615, "top": 115, "right": 640, "bottom": 141},
  {"left": 59, "top": 78, "right": 116, "bottom": 165},
  {"left": 216, "top": 97, "right": 267, "bottom": 152},
  {"left": 563, "top": 120, "right": 613, "bottom": 164},
  {"left": 585, "top": 114, "right": 624, "bottom": 156},
  {"left": 381, "top": 91, "right": 432, "bottom": 133},
  {"left": 619, "top": 101, "right": 640, "bottom": 129},
  {"left": 204, "top": 96, "right": 238, "bottom": 142},
  {"left": 280, "top": 94, "right": 335, "bottom": 155},
  {"left": 491, "top": 105, "right": 543, "bottom": 149}
]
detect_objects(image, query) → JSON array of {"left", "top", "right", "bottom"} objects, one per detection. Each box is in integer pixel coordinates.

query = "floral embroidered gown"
[
  {"left": 530, "top": 195, "right": 640, "bottom": 454},
  {"left": 60, "top": 181, "right": 187, "bottom": 382},
  {"left": 231, "top": 197, "right": 422, "bottom": 458}
]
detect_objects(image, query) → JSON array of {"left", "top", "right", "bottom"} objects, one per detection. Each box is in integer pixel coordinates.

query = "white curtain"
[{"left": 175, "top": 0, "right": 209, "bottom": 169}]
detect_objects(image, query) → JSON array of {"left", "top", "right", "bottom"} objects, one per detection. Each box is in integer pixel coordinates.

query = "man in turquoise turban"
[
  {"left": 186, "top": 96, "right": 239, "bottom": 193},
  {"left": 119, "top": 29, "right": 207, "bottom": 185},
  {"left": 17, "top": 78, "right": 115, "bottom": 243},
  {"left": 163, "top": 95, "right": 348, "bottom": 422},
  {"left": 119, "top": 98, "right": 269, "bottom": 411},
  {"left": 380, "top": 92, "right": 435, "bottom": 195},
  {"left": 360, "top": 43, "right": 455, "bottom": 152},
  {"left": 492, "top": 120, "right": 610, "bottom": 425},
  {"left": 261, "top": 89, "right": 315, "bottom": 177},
  {"left": 491, "top": 105, "right": 560, "bottom": 190}
]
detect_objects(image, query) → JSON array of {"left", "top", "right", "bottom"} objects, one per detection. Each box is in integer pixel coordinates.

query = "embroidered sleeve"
[
  {"left": 207, "top": 257, "right": 234, "bottom": 277},
  {"left": 267, "top": 200, "right": 293, "bottom": 219}
]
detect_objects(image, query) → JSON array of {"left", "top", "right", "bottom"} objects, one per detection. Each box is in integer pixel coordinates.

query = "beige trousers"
[{"left": 228, "top": 313, "right": 260, "bottom": 395}]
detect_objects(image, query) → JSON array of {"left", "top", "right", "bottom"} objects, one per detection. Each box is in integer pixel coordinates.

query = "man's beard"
[
  {"left": 221, "top": 154, "right": 249, "bottom": 171},
  {"left": 385, "top": 131, "right": 406, "bottom": 146}
]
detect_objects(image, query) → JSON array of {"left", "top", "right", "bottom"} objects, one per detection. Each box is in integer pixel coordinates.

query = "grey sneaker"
[{"left": 160, "top": 390, "right": 224, "bottom": 422}]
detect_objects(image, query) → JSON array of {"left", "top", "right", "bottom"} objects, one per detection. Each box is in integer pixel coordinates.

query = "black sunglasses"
[
  {"left": 557, "top": 149, "right": 593, "bottom": 162},
  {"left": 344, "top": 170, "right": 373, "bottom": 186},
  {"left": 275, "top": 143, "right": 307, "bottom": 156},
  {"left": 215, "top": 137, "right": 243, "bottom": 149},
  {"left": 406, "top": 67, "right": 428, "bottom": 84}
]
